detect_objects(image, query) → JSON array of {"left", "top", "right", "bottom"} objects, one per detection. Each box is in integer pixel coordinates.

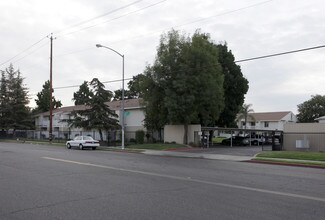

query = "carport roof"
[{"left": 248, "top": 111, "right": 292, "bottom": 121}]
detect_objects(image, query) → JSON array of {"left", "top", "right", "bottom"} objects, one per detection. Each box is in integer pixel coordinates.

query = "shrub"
[
  {"left": 135, "top": 130, "right": 145, "bottom": 144},
  {"left": 129, "top": 138, "right": 136, "bottom": 143}
]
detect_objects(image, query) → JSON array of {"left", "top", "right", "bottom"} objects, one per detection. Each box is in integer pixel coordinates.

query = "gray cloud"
[{"left": 0, "top": 0, "right": 324, "bottom": 114}]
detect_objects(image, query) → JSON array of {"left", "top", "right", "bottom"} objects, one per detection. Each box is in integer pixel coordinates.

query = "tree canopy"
[
  {"left": 216, "top": 44, "right": 249, "bottom": 127},
  {"left": 68, "top": 78, "right": 120, "bottom": 140},
  {"left": 34, "top": 80, "right": 62, "bottom": 113},
  {"left": 128, "top": 30, "right": 249, "bottom": 139},
  {"left": 0, "top": 64, "right": 33, "bottom": 130},
  {"left": 73, "top": 81, "right": 93, "bottom": 105},
  {"left": 297, "top": 95, "right": 325, "bottom": 122},
  {"left": 139, "top": 30, "right": 227, "bottom": 143}
]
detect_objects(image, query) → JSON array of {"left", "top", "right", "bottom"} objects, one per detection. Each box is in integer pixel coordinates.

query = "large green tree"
[
  {"left": 0, "top": 64, "right": 33, "bottom": 130},
  {"left": 297, "top": 95, "right": 325, "bottom": 122},
  {"left": 127, "top": 74, "right": 148, "bottom": 98},
  {"left": 216, "top": 44, "right": 249, "bottom": 127},
  {"left": 35, "top": 80, "right": 62, "bottom": 113},
  {"left": 142, "top": 66, "right": 167, "bottom": 141},
  {"left": 68, "top": 78, "right": 120, "bottom": 141},
  {"left": 0, "top": 70, "right": 9, "bottom": 128},
  {"left": 73, "top": 81, "right": 93, "bottom": 105},
  {"left": 142, "top": 30, "right": 225, "bottom": 144}
]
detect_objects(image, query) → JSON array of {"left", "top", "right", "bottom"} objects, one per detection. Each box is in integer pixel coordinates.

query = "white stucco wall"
[
  {"left": 124, "top": 108, "right": 145, "bottom": 128},
  {"left": 164, "top": 124, "right": 201, "bottom": 144}
]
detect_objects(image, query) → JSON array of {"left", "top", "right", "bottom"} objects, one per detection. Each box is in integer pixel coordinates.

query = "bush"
[
  {"left": 135, "top": 130, "right": 145, "bottom": 144},
  {"left": 129, "top": 138, "right": 136, "bottom": 143}
]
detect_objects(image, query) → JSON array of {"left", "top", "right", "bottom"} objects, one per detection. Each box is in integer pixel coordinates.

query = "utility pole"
[{"left": 49, "top": 34, "right": 53, "bottom": 142}]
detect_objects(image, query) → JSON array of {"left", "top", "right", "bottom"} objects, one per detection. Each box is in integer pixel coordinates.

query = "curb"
[{"left": 245, "top": 160, "right": 325, "bottom": 169}]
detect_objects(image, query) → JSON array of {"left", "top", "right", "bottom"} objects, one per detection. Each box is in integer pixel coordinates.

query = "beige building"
[
  {"left": 34, "top": 99, "right": 145, "bottom": 140},
  {"left": 283, "top": 123, "right": 325, "bottom": 152}
]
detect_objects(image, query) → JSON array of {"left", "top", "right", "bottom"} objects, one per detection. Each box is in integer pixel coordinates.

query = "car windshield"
[{"left": 83, "top": 136, "right": 94, "bottom": 140}]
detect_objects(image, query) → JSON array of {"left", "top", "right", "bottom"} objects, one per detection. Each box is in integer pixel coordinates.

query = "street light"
[{"left": 96, "top": 44, "right": 125, "bottom": 150}]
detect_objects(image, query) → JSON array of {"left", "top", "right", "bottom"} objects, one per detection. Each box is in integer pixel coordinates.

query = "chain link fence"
[{"left": 0, "top": 129, "right": 161, "bottom": 146}]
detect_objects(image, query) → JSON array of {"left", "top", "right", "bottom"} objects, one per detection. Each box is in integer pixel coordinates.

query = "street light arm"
[
  {"left": 96, "top": 44, "right": 124, "bottom": 58},
  {"left": 95, "top": 43, "right": 125, "bottom": 150}
]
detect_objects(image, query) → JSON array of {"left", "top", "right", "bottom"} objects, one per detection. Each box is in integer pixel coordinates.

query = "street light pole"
[
  {"left": 49, "top": 34, "right": 53, "bottom": 143},
  {"left": 96, "top": 44, "right": 125, "bottom": 149}
]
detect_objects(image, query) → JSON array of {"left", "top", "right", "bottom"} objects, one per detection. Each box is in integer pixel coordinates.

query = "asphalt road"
[{"left": 0, "top": 142, "right": 324, "bottom": 220}]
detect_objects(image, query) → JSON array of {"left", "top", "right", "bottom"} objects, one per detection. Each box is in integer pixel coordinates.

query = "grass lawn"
[
  {"left": 255, "top": 151, "right": 325, "bottom": 162},
  {"left": 212, "top": 137, "right": 227, "bottom": 143},
  {"left": 126, "top": 143, "right": 187, "bottom": 150}
]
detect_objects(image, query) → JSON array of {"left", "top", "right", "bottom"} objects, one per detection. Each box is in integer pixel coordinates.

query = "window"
[
  {"left": 251, "top": 122, "right": 256, "bottom": 126},
  {"left": 264, "top": 122, "right": 269, "bottom": 127},
  {"left": 242, "top": 122, "right": 246, "bottom": 126}
]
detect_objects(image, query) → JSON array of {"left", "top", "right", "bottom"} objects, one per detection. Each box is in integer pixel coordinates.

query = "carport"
[{"left": 199, "top": 127, "right": 283, "bottom": 151}]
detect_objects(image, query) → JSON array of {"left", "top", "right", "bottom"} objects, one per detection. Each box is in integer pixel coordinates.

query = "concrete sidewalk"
[{"left": 142, "top": 150, "right": 253, "bottom": 161}]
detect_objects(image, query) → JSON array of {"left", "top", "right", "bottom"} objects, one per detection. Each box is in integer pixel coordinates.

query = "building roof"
[
  {"left": 36, "top": 98, "right": 144, "bottom": 117},
  {"left": 247, "top": 111, "right": 292, "bottom": 121}
]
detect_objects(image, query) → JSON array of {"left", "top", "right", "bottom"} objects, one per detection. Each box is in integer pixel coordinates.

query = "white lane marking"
[{"left": 42, "top": 157, "right": 325, "bottom": 203}]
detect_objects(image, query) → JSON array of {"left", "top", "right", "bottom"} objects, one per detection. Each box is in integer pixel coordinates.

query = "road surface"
[{"left": 0, "top": 142, "right": 324, "bottom": 219}]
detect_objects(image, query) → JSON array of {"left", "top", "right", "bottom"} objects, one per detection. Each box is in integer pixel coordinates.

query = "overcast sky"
[{"left": 0, "top": 0, "right": 324, "bottom": 114}]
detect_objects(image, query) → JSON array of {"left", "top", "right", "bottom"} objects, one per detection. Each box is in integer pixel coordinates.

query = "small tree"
[
  {"left": 35, "top": 80, "right": 62, "bottom": 113},
  {"left": 237, "top": 104, "right": 254, "bottom": 129},
  {"left": 68, "top": 78, "right": 120, "bottom": 141}
]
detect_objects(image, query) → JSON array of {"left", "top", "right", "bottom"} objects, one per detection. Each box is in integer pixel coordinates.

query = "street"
[{"left": 0, "top": 142, "right": 324, "bottom": 220}]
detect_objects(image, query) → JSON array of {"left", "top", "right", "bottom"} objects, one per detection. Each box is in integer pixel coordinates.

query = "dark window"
[
  {"left": 251, "top": 122, "right": 256, "bottom": 126},
  {"left": 264, "top": 122, "right": 269, "bottom": 127}
]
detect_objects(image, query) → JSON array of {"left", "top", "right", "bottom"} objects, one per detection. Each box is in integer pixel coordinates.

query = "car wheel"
[
  {"left": 67, "top": 143, "right": 71, "bottom": 149},
  {"left": 79, "top": 144, "right": 83, "bottom": 150},
  {"left": 92, "top": 147, "right": 96, "bottom": 150}
]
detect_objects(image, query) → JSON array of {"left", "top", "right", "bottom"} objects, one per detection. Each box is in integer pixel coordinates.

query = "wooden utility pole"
[{"left": 49, "top": 34, "right": 53, "bottom": 142}]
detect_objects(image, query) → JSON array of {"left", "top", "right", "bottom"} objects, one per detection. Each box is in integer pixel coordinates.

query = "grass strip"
[
  {"left": 252, "top": 157, "right": 325, "bottom": 166},
  {"left": 126, "top": 143, "right": 186, "bottom": 150},
  {"left": 256, "top": 151, "right": 325, "bottom": 161}
]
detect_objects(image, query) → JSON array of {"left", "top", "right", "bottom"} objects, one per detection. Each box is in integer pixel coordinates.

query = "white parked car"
[{"left": 66, "top": 136, "right": 100, "bottom": 150}]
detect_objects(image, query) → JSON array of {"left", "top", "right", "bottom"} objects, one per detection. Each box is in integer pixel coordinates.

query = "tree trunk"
[
  {"left": 99, "top": 129, "right": 103, "bottom": 141},
  {"left": 183, "top": 124, "right": 188, "bottom": 145}
]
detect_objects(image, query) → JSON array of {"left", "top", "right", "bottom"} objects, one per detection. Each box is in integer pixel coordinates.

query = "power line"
[
  {"left": 55, "top": 0, "right": 144, "bottom": 36},
  {"left": 235, "top": 44, "right": 325, "bottom": 63},
  {"left": 106, "top": 0, "right": 274, "bottom": 46},
  {"left": 10, "top": 42, "right": 48, "bottom": 65},
  {"left": 28, "top": 78, "right": 134, "bottom": 96},
  {"left": 53, "top": 0, "right": 274, "bottom": 57},
  {"left": 57, "top": 0, "right": 167, "bottom": 38},
  {"left": 0, "top": 36, "right": 48, "bottom": 67},
  {"left": 1, "top": 1, "right": 152, "bottom": 68},
  {"left": 173, "top": 0, "right": 274, "bottom": 30},
  {"left": 32, "top": 43, "right": 325, "bottom": 95},
  {"left": 54, "top": 78, "right": 133, "bottom": 90}
]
